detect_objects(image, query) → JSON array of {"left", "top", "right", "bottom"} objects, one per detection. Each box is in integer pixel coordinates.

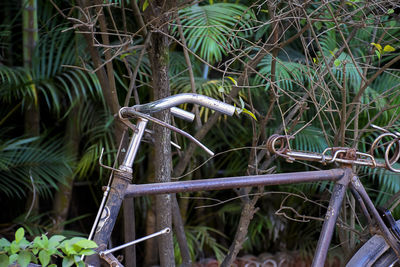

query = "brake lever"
[
  {"left": 143, "top": 129, "right": 182, "bottom": 150},
  {"left": 120, "top": 108, "right": 214, "bottom": 156},
  {"left": 118, "top": 114, "right": 183, "bottom": 150}
]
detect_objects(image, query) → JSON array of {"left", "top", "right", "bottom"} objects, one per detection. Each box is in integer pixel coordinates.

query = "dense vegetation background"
[{"left": 1, "top": 0, "right": 400, "bottom": 266}]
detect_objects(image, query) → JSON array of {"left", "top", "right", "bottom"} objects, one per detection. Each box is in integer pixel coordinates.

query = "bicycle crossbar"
[{"left": 125, "top": 169, "right": 345, "bottom": 197}]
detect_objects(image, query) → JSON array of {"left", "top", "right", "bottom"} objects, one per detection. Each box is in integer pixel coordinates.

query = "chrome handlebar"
[
  {"left": 120, "top": 93, "right": 237, "bottom": 120},
  {"left": 118, "top": 94, "right": 237, "bottom": 156}
]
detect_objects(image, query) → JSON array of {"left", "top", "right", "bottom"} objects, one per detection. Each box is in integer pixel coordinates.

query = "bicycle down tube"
[{"left": 86, "top": 94, "right": 400, "bottom": 266}]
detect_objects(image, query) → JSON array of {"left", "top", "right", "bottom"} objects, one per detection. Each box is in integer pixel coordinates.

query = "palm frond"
[
  {"left": 74, "top": 101, "right": 115, "bottom": 180},
  {"left": 177, "top": 3, "right": 255, "bottom": 63},
  {"left": 256, "top": 52, "right": 311, "bottom": 92},
  {"left": 0, "top": 30, "right": 103, "bottom": 114},
  {"left": 0, "top": 134, "right": 72, "bottom": 198},
  {"left": 186, "top": 225, "right": 228, "bottom": 263},
  {"left": 291, "top": 126, "right": 328, "bottom": 153}
]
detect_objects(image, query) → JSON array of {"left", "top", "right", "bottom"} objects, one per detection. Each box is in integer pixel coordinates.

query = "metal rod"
[
  {"left": 350, "top": 187, "right": 372, "bottom": 227},
  {"left": 351, "top": 175, "right": 400, "bottom": 259},
  {"left": 100, "top": 228, "right": 171, "bottom": 256},
  {"left": 88, "top": 187, "right": 110, "bottom": 241},
  {"left": 121, "top": 118, "right": 148, "bottom": 171},
  {"left": 124, "top": 169, "right": 345, "bottom": 197},
  {"left": 170, "top": 107, "right": 195, "bottom": 122},
  {"left": 312, "top": 174, "right": 349, "bottom": 267}
]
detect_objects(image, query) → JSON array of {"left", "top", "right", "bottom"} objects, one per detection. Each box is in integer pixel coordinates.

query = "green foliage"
[
  {"left": 256, "top": 50, "right": 311, "bottom": 92},
  {"left": 72, "top": 101, "right": 115, "bottom": 180},
  {"left": 0, "top": 134, "right": 72, "bottom": 198},
  {"left": 177, "top": 3, "right": 254, "bottom": 63},
  {"left": 0, "top": 227, "right": 97, "bottom": 267},
  {"left": 0, "top": 30, "right": 102, "bottom": 114},
  {"left": 174, "top": 226, "right": 228, "bottom": 264}
]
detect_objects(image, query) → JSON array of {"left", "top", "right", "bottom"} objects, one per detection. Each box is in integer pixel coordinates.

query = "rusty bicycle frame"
[{"left": 86, "top": 94, "right": 400, "bottom": 267}]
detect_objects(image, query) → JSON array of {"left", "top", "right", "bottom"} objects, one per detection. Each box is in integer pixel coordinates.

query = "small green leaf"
[
  {"left": 39, "top": 250, "right": 50, "bottom": 266},
  {"left": 49, "top": 264, "right": 57, "bottom": 267},
  {"left": 384, "top": 45, "right": 396, "bottom": 52},
  {"left": 66, "top": 245, "right": 77, "bottom": 255},
  {"left": 41, "top": 235, "right": 49, "bottom": 248},
  {"left": 239, "top": 97, "right": 245, "bottom": 109},
  {"left": 242, "top": 108, "right": 257, "bottom": 121},
  {"left": 375, "top": 50, "right": 381, "bottom": 59},
  {"left": 218, "top": 86, "right": 224, "bottom": 93},
  {"left": 17, "top": 251, "right": 31, "bottom": 267},
  {"left": 334, "top": 59, "right": 341, "bottom": 67},
  {"left": 0, "top": 254, "right": 8, "bottom": 267},
  {"left": 9, "top": 254, "right": 18, "bottom": 265},
  {"left": 49, "top": 235, "right": 65, "bottom": 248},
  {"left": 73, "top": 255, "right": 81, "bottom": 263},
  {"left": 33, "top": 236, "right": 44, "bottom": 249},
  {"left": 15, "top": 228, "right": 24, "bottom": 243},
  {"left": 119, "top": 52, "right": 132, "bottom": 60},
  {"left": 371, "top": 42, "right": 382, "bottom": 53},
  {"left": 388, "top": 8, "right": 394, "bottom": 14},
  {"left": 62, "top": 256, "right": 74, "bottom": 267},
  {"left": 18, "top": 239, "right": 29, "bottom": 249},
  {"left": 74, "top": 239, "right": 97, "bottom": 249},
  {"left": 0, "top": 238, "right": 11, "bottom": 248},
  {"left": 142, "top": 0, "right": 149, "bottom": 11},
  {"left": 10, "top": 241, "right": 19, "bottom": 254},
  {"left": 78, "top": 249, "right": 96, "bottom": 256},
  {"left": 227, "top": 76, "right": 238, "bottom": 86}
]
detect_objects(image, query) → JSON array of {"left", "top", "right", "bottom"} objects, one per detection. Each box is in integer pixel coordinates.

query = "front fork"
[{"left": 86, "top": 118, "right": 148, "bottom": 266}]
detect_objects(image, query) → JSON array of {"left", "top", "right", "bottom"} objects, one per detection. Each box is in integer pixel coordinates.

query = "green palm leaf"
[
  {"left": 0, "top": 29, "right": 102, "bottom": 114},
  {"left": 256, "top": 51, "right": 311, "bottom": 92},
  {"left": 0, "top": 135, "right": 72, "bottom": 198},
  {"left": 178, "top": 3, "right": 254, "bottom": 63}
]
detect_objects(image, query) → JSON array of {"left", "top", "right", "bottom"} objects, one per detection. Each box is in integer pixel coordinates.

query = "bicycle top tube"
[{"left": 121, "top": 93, "right": 237, "bottom": 117}]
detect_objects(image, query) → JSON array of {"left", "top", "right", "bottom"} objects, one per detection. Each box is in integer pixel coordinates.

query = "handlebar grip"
[
  {"left": 128, "top": 93, "right": 236, "bottom": 116},
  {"left": 171, "top": 107, "right": 195, "bottom": 122}
]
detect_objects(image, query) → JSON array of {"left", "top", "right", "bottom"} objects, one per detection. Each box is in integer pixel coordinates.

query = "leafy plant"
[
  {"left": 177, "top": 3, "right": 255, "bottom": 63},
  {"left": 174, "top": 225, "right": 228, "bottom": 264},
  {"left": 0, "top": 227, "right": 97, "bottom": 267},
  {"left": 0, "top": 135, "right": 72, "bottom": 198}
]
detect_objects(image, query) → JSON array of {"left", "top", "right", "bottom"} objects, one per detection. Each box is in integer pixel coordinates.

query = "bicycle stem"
[{"left": 120, "top": 118, "right": 148, "bottom": 172}]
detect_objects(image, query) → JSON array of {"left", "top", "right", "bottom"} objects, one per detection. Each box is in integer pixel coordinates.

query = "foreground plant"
[{"left": 0, "top": 227, "right": 97, "bottom": 267}]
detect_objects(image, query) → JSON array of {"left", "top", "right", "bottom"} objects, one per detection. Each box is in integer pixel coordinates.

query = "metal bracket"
[
  {"left": 266, "top": 131, "right": 399, "bottom": 171},
  {"left": 99, "top": 148, "right": 121, "bottom": 173}
]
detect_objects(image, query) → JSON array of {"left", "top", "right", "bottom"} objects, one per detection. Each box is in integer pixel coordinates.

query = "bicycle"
[{"left": 84, "top": 93, "right": 400, "bottom": 266}]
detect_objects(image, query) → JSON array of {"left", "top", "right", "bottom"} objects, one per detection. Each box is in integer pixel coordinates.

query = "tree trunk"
[
  {"left": 144, "top": 1, "right": 176, "bottom": 265},
  {"left": 149, "top": 34, "right": 175, "bottom": 266},
  {"left": 144, "top": 201, "right": 158, "bottom": 266},
  {"left": 22, "top": 0, "right": 40, "bottom": 217},
  {"left": 123, "top": 198, "right": 136, "bottom": 267}
]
